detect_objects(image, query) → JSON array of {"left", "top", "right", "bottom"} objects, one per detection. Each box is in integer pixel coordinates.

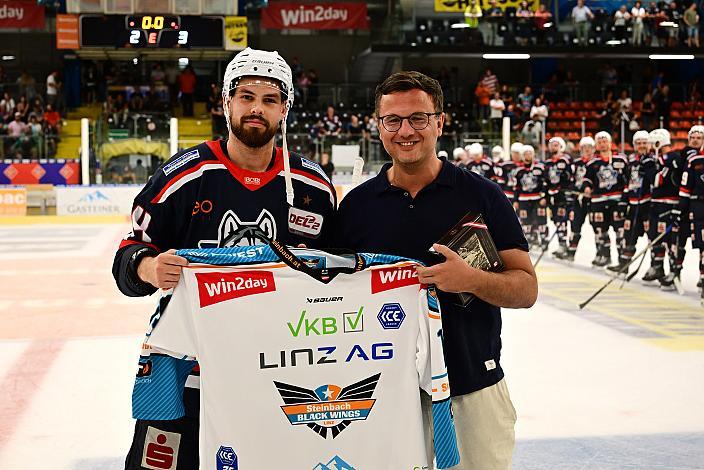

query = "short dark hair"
[{"left": 375, "top": 71, "right": 443, "bottom": 115}]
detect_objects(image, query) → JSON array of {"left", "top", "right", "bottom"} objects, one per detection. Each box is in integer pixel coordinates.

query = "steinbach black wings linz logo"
[
  {"left": 198, "top": 209, "right": 276, "bottom": 248},
  {"left": 274, "top": 373, "right": 380, "bottom": 439}
]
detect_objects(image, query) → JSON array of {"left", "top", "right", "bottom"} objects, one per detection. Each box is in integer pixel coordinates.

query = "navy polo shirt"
[{"left": 332, "top": 158, "right": 528, "bottom": 396}]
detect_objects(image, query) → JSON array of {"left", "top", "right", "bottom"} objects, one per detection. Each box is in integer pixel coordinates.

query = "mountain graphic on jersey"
[
  {"left": 198, "top": 209, "right": 276, "bottom": 248},
  {"left": 274, "top": 373, "right": 380, "bottom": 439},
  {"left": 312, "top": 455, "right": 356, "bottom": 470}
]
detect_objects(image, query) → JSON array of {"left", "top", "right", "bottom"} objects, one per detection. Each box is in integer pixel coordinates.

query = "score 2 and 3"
[{"left": 127, "top": 15, "right": 188, "bottom": 46}]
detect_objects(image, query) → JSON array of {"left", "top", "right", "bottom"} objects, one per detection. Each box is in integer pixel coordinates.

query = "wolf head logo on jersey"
[
  {"left": 520, "top": 172, "right": 538, "bottom": 192},
  {"left": 198, "top": 209, "right": 276, "bottom": 248},
  {"left": 597, "top": 165, "right": 618, "bottom": 189},
  {"left": 548, "top": 165, "right": 561, "bottom": 185},
  {"left": 574, "top": 165, "right": 587, "bottom": 187},
  {"left": 628, "top": 166, "right": 643, "bottom": 191}
]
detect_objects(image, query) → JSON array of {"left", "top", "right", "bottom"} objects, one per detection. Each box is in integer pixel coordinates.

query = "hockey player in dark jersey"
[
  {"left": 544, "top": 136, "right": 573, "bottom": 258},
  {"left": 609, "top": 130, "right": 657, "bottom": 272},
  {"left": 643, "top": 129, "right": 687, "bottom": 289},
  {"left": 583, "top": 131, "right": 628, "bottom": 267},
  {"left": 495, "top": 142, "right": 524, "bottom": 202},
  {"left": 112, "top": 48, "right": 337, "bottom": 470},
  {"left": 514, "top": 144, "right": 548, "bottom": 247},
  {"left": 465, "top": 142, "right": 496, "bottom": 180},
  {"left": 560, "top": 136, "right": 595, "bottom": 261},
  {"left": 679, "top": 148, "right": 704, "bottom": 305}
]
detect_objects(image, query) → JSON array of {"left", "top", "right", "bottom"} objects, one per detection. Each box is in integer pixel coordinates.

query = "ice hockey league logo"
[{"left": 198, "top": 209, "right": 276, "bottom": 248}]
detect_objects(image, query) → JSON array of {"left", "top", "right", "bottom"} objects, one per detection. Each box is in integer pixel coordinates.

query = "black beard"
[{"left": 231, "top": 115, "right": 278, "bottom": 148}]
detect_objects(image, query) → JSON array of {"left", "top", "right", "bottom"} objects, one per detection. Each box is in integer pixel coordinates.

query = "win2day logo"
[
  {"left": 195, "top": 271, "right": 275, "bottom": 307},
  {"left": 370, "top": 265, "right": 419, "bottom": 294},
  {"left": 274, "top": 374, "right": 380, "bottom": 439}
]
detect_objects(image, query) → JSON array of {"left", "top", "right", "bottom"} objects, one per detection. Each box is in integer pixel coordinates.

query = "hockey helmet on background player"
[
  {"left": 437, "top": 150, "right": 448, "bottom": 159},
  {"left": 510, "top": 142, "right": 523, "bottom": 153},
  {"left": 595, "top": 131, "right": 612, "bottom": 142},
  {"left": 521, "top": 144, "right": 535, "bottom": 162},
  {"left": 222, "top": 47, "right": 296, "bottom": 205},
  {"left": 579, "top": 136, "right": 595, "bottom": 148},
  {"left": 688, "top": 125, "right": 704, "bottom": 150},
  {"left": 469, "top": 142, "right": 484, "bottom": 156},
  {"left": 548, "top": 136, "right": 567, "bottom": 153},
  {"left": 491, "top": 145, "right": 504, "bottom": 161},
  {"left": 649, "top": 128, "right": 671, "bottom": 150},
  {"left": 632, "top": 130, "right": 650, "bottom": 153},
  {"left": 688, "top": 125, "right": 704, "bottom": 138},
  {"left": 453, "top": 146, "right": 466, "bottom": 161}
]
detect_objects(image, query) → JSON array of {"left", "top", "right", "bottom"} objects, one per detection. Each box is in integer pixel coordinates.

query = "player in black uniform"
[
  {"left": 609, "top": 130, "right": 657, "bottom": 271},
  {"left": 560, "top": 136, "right": 595, "bottom": 261},
  {"left": 495, "top": 142, "right": 524, "bottom": 202},
  {"left": 544, "top": 136, "right": 573, "bottom": 258},
  {"left": 514, "top": 144, "right": 548, "bottom": 248},
  {"left": 465, "top": 142, "right": 496, "bottom": 180},
  {"left": 643, "top": 129, "right": 686, "bottom": 289},
  {"left": 583, "top": 131, "right": 628, "bottom": 267},
  {"left": 113, "top": 48, "right": 337, "bottom": 470},
  {"left": 679, "top": 148, "right": 704, "bottom": 305}
]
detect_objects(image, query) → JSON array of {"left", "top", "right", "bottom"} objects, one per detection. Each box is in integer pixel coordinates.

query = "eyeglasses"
[{"left": 378, "top": 112, "right": 442, "bottom": 132}]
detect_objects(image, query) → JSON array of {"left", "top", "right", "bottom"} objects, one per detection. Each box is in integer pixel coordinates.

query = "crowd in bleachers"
[
  {"left": 417, "top": 1, "right": 704, "bottom": 48},
  {"left": 0, "top": 67, "right": 63, "bottom": 158}
]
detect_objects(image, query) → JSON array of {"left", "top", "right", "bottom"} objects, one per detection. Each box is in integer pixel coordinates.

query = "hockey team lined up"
[{"left": 447, "top": 126, "right": 704, "bottom": 304}]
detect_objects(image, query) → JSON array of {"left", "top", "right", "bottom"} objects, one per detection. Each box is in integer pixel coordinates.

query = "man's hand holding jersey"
[{"left": 137, "top": 249, "right": 189, "bottom": 290}]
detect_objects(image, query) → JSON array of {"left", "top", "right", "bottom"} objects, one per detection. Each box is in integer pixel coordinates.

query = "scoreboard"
[{"left": 79, "top": 15, "right": 224, "bottom": 48}]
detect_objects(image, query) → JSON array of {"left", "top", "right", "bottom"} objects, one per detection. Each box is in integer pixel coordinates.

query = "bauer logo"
[
  {"left": 195, "top": 271, "right": 275, "bottom": 307},
  {"left": 370, "top": 265, "right": 419, "bottom": 294},
  {"left": 216, "top": 446, "right": 238, "bottom": 470}
]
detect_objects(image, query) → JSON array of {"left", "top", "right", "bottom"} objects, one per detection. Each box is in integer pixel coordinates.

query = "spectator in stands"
[
  {"left": 571, "top": 0, "right": 594, "bottom": 46},
  {"left": 307, "top": 69, "right": 319, "bottom": 103},
  {"left": 345, "top": 114, "right": 365, "bottom": 140},
  {"left": 599, "top": 62, "right": 619, "bottom": 94},
  {"left": 7, "top": 112, "right": 27, "bottom": 150},
  {"left": 617, "top": 89, "right": 632, "bottom": 114},
  {"left": 666, "top": 2, "right": 683, "bottom": 48},
  {"left": 128, "top": 91, "right": 144, "bottom": 113},
  {"left": 534, "top": 3, "right": 553, "bottom": 45},
  {"left": 631, "top": 1, "right": 646, "bottom": 46},
  {"left": 530, "top": 97, "right": 548, "bottom": 133},
  {"left": 484, "top": 0, "right": 503, "bottom": 46},
  {"left": 178, "top": 65, "right": 197, "bottom": 117},
  {"left": 46, "top": 71, "right": 60, "bottom": 111},
  {"left": 207, "top": 84, "right": 226, "bottom": 139},
  {"left": 112, "top": 94, "right": 129, "bottom": 127},
  {"left": 613, "top": 5, "right": 630, "bottom": 42},
  {"left": 464, "top": 0, "right": 482, "bottom": 29},
  {"left": 15, "top": 96, "right": 29, "bottom": 122},
  {"left": 480, "top": 69, "right": 499, "bottom": 95},
  {"left": 366, "top": 113, "right": 381, "bottom": 160},
  {"left": 27, "top": 114, "right": 42, "bottom": 157},
  {"left": 499, "top": 84, "right": 513, "bottom": 107},
  {"left": 322, "top": 106, "right": 342, "bottom": 136},
  {"left": 43, "top": 103, "right": 61, "bottom": 134},
  {"left": 165, "top": 61, "right": 179, "bottom": 106},
  {"left": 515, "top": 1, "right": 534, "bottom": 46},
  {"left": 474, "top": 80, "right": 491, "bottom": 121},
  {"left": 489, "top": 92, "right": 505, "bottom": 133},
  {"left": 684, "top": 2, "right": 700, "bottom": 48},
  {"left": 650, "top": 2, "right": 668, "bottom": 47},
  {"left": 656, "top": 84, "right": 671, "bottom": 129},
  {"left": 517, "top": 85, "right": 533, "bottom": 120},
  {"left": 319, "top": 152, "right": 334, "bottom": 181},
  {"left": 83, "top": 62, "right": 98, "bottom": 104},
  {"left": 565, "top": 70, "right": 579, "bottom": 102},
  {"left": 0, "top": 92, "right": 15, "bottom": 122},
  {"left": 30, "top": 98, "right": 43, "bottom": 121},
  {"left": 121, "top": 164, "right": 136, "bottom": 184},
  {"left": 133, "top": 159, "right": 148, "bottom": 184},
  {"left": 521, "top": 120, "right": 541, "bottom": 147},
  {"left": 17, "top": 70, "right": 37, "bottom": 104}
]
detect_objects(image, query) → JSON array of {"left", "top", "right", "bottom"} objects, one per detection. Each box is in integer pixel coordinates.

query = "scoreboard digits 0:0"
[{"left": 79, "top": 15, "right": 224, "bottom": 49}]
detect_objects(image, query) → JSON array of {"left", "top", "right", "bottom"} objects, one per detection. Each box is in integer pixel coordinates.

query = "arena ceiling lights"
[
  {"left": 649, "top": 54, "right": 695, "bottom": 60},
  {"left": 482, "top": 53, "right": 530, "bottom": 60}
]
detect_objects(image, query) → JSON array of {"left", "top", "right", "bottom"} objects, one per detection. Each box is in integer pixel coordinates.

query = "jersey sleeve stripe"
[
  {"left": 151, "top": 162, "right": 227, "bottom": 204},
  {"left": 281, "top": 169, "right": 335, "bottom": 206},
  {"left": 119, "top": 239, "right": 161, "bottom": 252}
]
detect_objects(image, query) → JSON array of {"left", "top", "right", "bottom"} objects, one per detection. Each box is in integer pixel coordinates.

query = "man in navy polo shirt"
[{"left": 332, "top": 71, "right": 537, "bottom": 470}]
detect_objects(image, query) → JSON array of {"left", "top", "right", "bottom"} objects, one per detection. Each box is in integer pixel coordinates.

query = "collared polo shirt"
[{"left": 332, "top": 158, "right": 528, "bottom": 396}]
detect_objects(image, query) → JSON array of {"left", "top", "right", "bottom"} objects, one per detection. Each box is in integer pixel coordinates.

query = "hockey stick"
[
  {"left": 533, "top": 228, "right": 559, "bottom": 268},
  {"left": 620, "top": 250, "right": 647, "bottom": 288},
  {"left": 578, "top": 224, "right": 672, "bottom": 309}
]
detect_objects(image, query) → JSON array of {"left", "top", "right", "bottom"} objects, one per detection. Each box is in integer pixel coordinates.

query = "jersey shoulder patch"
[{"left": 298, "top": 156, "right": 331, "bottom": 182}]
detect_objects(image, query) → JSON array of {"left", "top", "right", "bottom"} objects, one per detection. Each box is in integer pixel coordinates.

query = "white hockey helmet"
[
  {"left": 548, "top": 136, "right": 567, "bottom": 153},
  {"left": 579, "top": 136, "right": 595, "bottom": 148},
  {"left": 595, "top": 131, "right": 612, "bottom": 142},
  {"left": 688, "top": 125, "right": 704, "bottom": 137},
  {"left": 437, "top": 150, "right": 448, "bottom": 158},
  {"left": 453, "top": 147, "right": 466, "bottom": 160},
  {"left": 649, "top": 128, "right": 671, "bottom": 149},
  {"left": 510, "top": 142, "right": 523, "bottom": 153},
  {"left": 491, "top": 145, "right": 504, "bottom": 158},
  {"left": 222, "top": 47, "right": 296, "bottom": 205},
  {"left": 469, "top": 142, "right": 484, "bottom": 156},
  {"left": 632, "top": 130, "right": 650, "bottom": 146},
  {"left": 521, "top": 144, "right": 535, "bottom": 156}
]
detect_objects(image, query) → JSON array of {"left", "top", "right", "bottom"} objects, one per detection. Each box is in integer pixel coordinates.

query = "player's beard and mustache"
[{"left": 231, "top": 113, "right": 279, "bottom": 148}]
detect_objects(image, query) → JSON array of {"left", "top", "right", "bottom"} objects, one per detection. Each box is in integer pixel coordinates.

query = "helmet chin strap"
[{"left": 281, "top": 107, "right": 294, "bottom": 206}]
